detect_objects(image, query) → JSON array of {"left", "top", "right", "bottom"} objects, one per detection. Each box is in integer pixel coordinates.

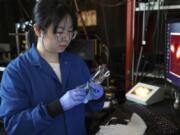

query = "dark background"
[{"left": 0, "top": 0, "right": 126, "bottom": 91}]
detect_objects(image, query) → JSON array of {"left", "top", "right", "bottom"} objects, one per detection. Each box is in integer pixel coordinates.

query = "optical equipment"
[
  {"left": 79, "top": 64, "right": 110, "bottom": 103},
  {"left": 126, "top": 82, "right": 164, "bottom": 105}
]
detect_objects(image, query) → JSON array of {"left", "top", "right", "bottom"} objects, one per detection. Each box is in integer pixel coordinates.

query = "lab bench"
[{"left": 86, "top": 98, "right": 180, "bottom": 135}]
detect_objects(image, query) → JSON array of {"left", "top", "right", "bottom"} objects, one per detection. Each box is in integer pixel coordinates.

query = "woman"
[{"left": 0, "top": 0, "right": 104, "bottom": 135}]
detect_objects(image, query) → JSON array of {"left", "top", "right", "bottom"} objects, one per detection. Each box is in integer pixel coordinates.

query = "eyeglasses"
[{"left": 56, "top": 31, "right": 78, "bottom": 41}]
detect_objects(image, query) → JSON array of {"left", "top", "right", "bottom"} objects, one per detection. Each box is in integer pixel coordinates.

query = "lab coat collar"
[
  {"left": 28, "top": 44, "right": 71, "bottom": 86},
  {"left": 28, "top": 44, "right": 44, "bottom": 67}
]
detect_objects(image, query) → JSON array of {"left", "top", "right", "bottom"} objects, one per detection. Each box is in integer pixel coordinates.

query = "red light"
[
  {"left": 176, "top": 46, "right": 180, "bottom": 59},
  {"left": 170, "top": 44, "right": 175, "bottom": 53}
]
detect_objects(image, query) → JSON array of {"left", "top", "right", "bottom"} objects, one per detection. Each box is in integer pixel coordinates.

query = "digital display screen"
[{"left": 166, "top": 22, "right": 180, "bottom": 87}]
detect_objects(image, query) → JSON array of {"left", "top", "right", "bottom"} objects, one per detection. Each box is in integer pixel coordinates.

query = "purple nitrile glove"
[
  {"left": 59, "top": 88, "right": 87, "bottom": 111},
  {"left": 88, "top": 82, "right": 104, "bottom": 100}
]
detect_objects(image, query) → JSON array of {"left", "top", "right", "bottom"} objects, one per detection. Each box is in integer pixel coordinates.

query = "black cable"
[
  {"left": 101, "top": 5, "right": 110, "bottom": 47},
  {"left": 17, "top": 0, "right": 30, "bottom": 19},
  {"left": 138, "top": 60, "right": 149, "bottom": 82},
  {"left": 151, "top": 0, "right": 161, "bottom": 73},
  {"left": 73, "top": 0, "right": 89, "bottom": 40}
]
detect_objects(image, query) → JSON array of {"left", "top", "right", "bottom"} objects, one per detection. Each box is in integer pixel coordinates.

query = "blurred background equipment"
[
  {"left": 126, "top": 82, "right": 164, "bottom": 105},
  {"left": 67, "top": 39, "right": 97, "bottom": 61},
  {"left": 165, "top": 20, "right": 180, "bottom": 110},
  {"left": 9, "top": 20, "right": 32, "bottom": 56},
  {"left": 0, "top": 43, "right": 11, "bottom": 64}
]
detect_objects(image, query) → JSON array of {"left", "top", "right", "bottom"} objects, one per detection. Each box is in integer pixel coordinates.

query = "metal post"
[
  {"left": 125, "top": 0, "right": 136, "bottom": 91},
  {"left": 15, "top": 23, "right": 20, "bottom": 55}
]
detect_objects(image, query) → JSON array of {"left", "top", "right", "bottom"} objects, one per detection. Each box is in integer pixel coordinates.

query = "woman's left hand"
[{"left": 89, "top": 82, "right": 104, "bottom": 100}]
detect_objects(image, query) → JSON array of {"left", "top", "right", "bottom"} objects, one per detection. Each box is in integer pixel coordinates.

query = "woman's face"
[{"left": 42, "top": 14, "right": 75, "bottom": 53}]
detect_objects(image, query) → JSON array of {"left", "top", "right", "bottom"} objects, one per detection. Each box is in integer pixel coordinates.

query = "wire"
[
  {"left": 138, "top": 60, "right": 149, "bottom": 82},
  {"left": 17, "top": 0, "right": 30, "bottom": 19},
  {"left": 134, "top": 46, "right": 144, "bottom": 83},
  {"left": 73, "top": 0, "right": 89, "bottom": 40},
  {"left": 101, "top": 5, "right": 110, "bottom": 48}
]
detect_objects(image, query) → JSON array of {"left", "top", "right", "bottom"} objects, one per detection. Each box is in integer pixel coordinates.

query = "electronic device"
[
  {"left": 165, "top": 20, "right": 180, "bottom": 109},
  {"left": 126, "top": 82, "right": 164, "bottom": 105},
  {"left": 77, "top": 10, "right": 97, "bottom": 27},
  {"left": 0, "top": 43, "right": 11, "bottom": 64},
  {"left": 165, "top": 20, "right": 180, "bottom": 88},
  {"left": 67, "top": 39, "right": 97, "bottom": 61}
]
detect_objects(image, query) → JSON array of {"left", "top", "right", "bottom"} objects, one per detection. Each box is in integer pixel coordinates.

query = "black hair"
[
  {"left": 33, "top": 0, "right": 77, "bottom": 33},
  {"left": 27, "top": 27, "right": 37, "bottom": 47}
]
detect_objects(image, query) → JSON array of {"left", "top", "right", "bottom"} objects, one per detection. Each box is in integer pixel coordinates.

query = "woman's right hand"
[{"left": 59, "top": 88, "right": 87, "bottom": 111}]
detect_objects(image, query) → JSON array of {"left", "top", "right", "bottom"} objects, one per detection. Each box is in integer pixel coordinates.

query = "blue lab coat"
[{"left": 0, "top": 45, "right": 104, "bottom": 135}]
